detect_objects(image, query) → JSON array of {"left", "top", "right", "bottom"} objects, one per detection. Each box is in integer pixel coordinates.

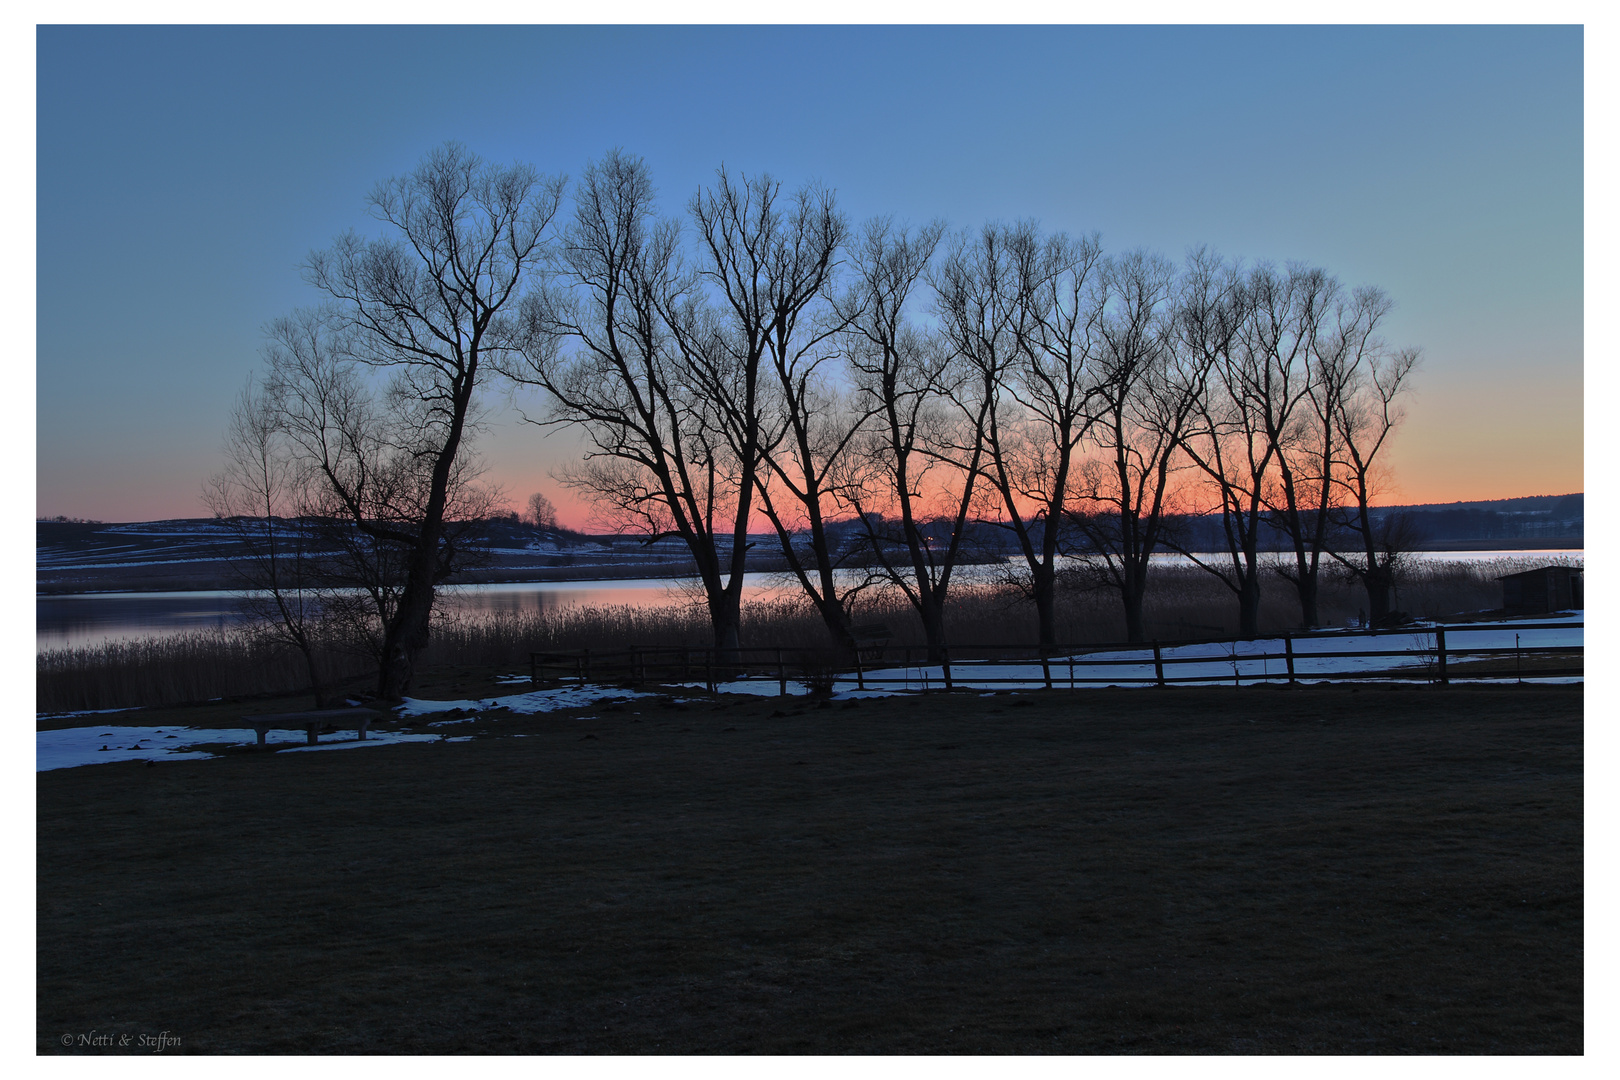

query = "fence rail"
[{"left": 530, "top": 620, "right": 1582, "bottom": 695}]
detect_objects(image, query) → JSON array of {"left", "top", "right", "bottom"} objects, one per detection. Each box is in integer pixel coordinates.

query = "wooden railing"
[{"left": 530, "top": 620, "right": 1582, "bottom": 695}]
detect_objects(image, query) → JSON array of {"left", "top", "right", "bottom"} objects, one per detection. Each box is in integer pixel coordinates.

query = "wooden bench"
[{"left": 242, "top": 707, "right": 384, "bottom": 747}]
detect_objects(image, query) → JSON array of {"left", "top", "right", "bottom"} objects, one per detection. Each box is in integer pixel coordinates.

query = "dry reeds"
[{"left": 35, "top": 631, "right": 373, "bottom": 714}]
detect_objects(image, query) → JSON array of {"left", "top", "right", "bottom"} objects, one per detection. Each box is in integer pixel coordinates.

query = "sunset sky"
[{"left": 34, "top": 22, "right": 1584, "bottom": 526}]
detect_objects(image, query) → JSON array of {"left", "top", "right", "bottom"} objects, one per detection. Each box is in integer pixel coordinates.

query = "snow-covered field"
[{"left": 38, "top": 613, "right": 1579, "bottom": 772}]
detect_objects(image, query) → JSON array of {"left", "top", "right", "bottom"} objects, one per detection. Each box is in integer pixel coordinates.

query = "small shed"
[{"left": 1497, "top": 565, "right": 1583, "bottom": 614}]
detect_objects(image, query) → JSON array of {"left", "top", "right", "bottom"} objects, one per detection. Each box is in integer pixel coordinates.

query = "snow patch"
[
  {"left": 37, "top": 726, "right": 246, "bottom": 771},
  {"left": 37, "top": 723, "right": 481, "bottom": 771},
  {"left": 395, "top": 684, "right": 654, "bottom": 717}
]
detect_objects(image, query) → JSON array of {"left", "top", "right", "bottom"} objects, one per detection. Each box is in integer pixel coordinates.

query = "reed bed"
[
  {"left": 1051, "top": 556, "right": 1586, "bottom": 642},
  {"left": 37, "top": 631, "right": 364, "bottom": 714},
  {"left": 37, "top": 556, "right": 1581, "bottom": 713}
]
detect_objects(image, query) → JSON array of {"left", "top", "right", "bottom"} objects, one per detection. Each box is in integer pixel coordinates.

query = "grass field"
[{"left": 37, "top": 678, "right": 1581, "bottom": 1054}]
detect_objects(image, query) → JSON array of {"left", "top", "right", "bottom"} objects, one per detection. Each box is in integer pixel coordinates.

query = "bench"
[{"left": 242, "top": 707, "right": 384, "bottom": 747}]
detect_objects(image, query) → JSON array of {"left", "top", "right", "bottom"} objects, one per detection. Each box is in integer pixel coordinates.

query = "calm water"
[
  {"left": 35, "top": 576, "right": 787, "bottom": 652},
  {"left": 35, "top": 551, "right": 1580, "bottom": 652}
]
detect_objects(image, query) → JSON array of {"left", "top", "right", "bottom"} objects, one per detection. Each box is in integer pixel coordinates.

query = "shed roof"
[{"left": 1495, "top": 565, "right": 1583, "bottom": 581}]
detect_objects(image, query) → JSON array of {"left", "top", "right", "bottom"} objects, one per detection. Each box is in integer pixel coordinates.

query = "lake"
[
  {"left": 35, "top": 576, "right": 788, "bottom": 652},
  {"left": 36, "top": 550, "right": 1581, "bottom": 652}
]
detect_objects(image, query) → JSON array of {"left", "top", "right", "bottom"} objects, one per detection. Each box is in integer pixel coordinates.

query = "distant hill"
[
  {"left": 1376, "top": 493, "right": 1581, "bottom": 516},
  {"left": 35, "top": 517, "right": 778, "bottom": 594},
  {"left": 1368, "top": 493, "right": 1581, "bottom": 546},
  {"left": 37, "top": 492, "right": 1582, "bottom": 594}
]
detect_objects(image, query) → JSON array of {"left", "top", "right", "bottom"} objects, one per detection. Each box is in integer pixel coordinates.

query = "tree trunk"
[
  {"left": 1294, "top": 570, "right": 1320, "bottom": 629},
  {"left": 814, "top": 595, "right": 855, "bottom": 652},
  {"left": 299, "top": 644, "right": 328, "bottom": 709},
  {"left": 1031, "top": 562, "right": 1057, "bottom": 649},
  {"left": 379, "top": 579, "right": 435, "bottom": 702},
  {"left": 1122, "top": 571, "right": 1148, "bottom": 644},
  {"left": 377, "top": 533, "right": 441, "bottom": 701},
  {"left": 377, "top": 632, "right": 411, "bottom": 702},
  {"left": 1237, "top": 573, "right": 1262, "bottom": 639},
  {"left": 919, "top": 597, "right": 949, "bottom": 664},
  {"left": 1364, "top": 571, "right": 1393, "bottom": 624},
  {"left": 709, "top": 591, "right": 743, "bottom": 666},
  {"left": 776, "top": 518, "right": 854, "bottom": 651}
]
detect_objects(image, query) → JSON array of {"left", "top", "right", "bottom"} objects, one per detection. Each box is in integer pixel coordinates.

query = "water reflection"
[
  {"left": 37, "top": 592, "right": 249, "bottom": 651},
  {"left": 437, "top": 579, "right": 709, "bottom": 620},
  {"left": 36, "top": 577, "right": 767, "bottom": 652}
]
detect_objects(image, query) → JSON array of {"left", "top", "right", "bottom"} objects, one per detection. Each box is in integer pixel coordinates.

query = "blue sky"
[{"left": 35, "top": 23, "right": 1583, "bottom": 522}]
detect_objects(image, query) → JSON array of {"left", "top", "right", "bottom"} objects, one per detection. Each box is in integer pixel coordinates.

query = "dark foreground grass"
[{"left": 38, "top": 683, "right": 1581, "bottom": 1054}]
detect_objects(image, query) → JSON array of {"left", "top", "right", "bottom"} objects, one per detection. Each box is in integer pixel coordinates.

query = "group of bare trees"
[
  {"left": 215, "top": 143, "right": 1419, "bottom": 701},
  {"left": 1171, "top": 256, "right": 1421, "bottom": 635},
  {"left": 513, "top": 151, "right": 1419, "bottom": 657}
]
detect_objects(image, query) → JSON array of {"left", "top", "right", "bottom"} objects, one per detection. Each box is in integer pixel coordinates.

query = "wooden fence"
[{"left": 531, "top": 620, "right": 1582, "bottom": 695}]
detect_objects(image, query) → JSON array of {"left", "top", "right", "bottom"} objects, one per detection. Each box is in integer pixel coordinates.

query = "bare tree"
[
  {"left": 752, "top": 343, "right": 874, "bottom": 649},
  {"left": 512, "top": 152, "right": 726, "bottom": 640},
  {"left": 1325, "top": 302, "right": 1421, "bottom": 622},
  {"left": 261, "top": 309, "right": 502, "bottom": 686},
  {"left": 526, "top": 491, "right": 558, "bottom": 530},
  {"left": 1065, "top": 250, "right": 1205, "bottom": 643},
  {"left": 934, "top": 223, "right": 1104, "bottom": 648},
  {"left": 513, "top": 152, "right": 845, "bottom": 658},
  {"left": 1173, "top": 251, "right": 1275, "bottom": 639},
  {"left": 203, "top": 378, "right": 331, "bottom": 704},
  {"left": 1246, "top": 264, "right": 1339, "bottom": 628},
  {"left": 838, "top": 219, "right": 987, "bottom": 662},
  {"left": 268, "top": 143, "right": 560, "bottom": 699},
  {"left": 685, "top": 167, "right": 849, "bottom": 648}
]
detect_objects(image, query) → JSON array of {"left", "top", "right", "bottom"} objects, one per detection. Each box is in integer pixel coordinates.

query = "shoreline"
[{"left": 36, "top": 544, "right": 1585, "bottom": 599}]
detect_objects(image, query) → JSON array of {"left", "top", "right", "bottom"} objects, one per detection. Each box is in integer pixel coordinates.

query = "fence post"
[
  {"left": 1436, "top": 626, "right": 1448, "bottom": 685},
  {"left": 1284, "top": 636, "right": 1296, "bottom": 685},
  {"left": 942, "top": 649, "right": 953, "bottom": 693},
  {"left": 855, "top": 648, "right": 865, "bottom": 692},
  {"left": 1042, "top": 651, "right": 1052, "bottom": 692},
  {"left": 1153, "top": 641, "right": 1165, "bottom": 688},
  {"left": 778, "top": 648, "right": 787, "bottom": 697},
  {"left": 705, "top": 649, "right": 714, "bottom": 694}
]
